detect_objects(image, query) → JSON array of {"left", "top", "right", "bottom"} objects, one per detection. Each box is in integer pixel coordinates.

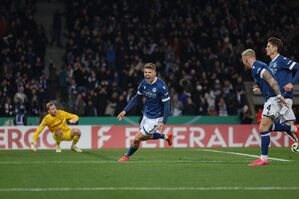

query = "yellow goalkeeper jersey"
[{"left": 32, "top": 110, "right": 79, "bottom": 142}]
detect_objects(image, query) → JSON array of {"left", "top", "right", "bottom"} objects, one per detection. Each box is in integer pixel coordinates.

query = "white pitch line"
[
  {"left": 200, "top": 149, "right": 290, "bottom": 162},
  {"left": 0, "top": 160, "right": 246, "bottom": 164},
  {"left": 0, "top": 187, "right": 299, "bottom": 192}
]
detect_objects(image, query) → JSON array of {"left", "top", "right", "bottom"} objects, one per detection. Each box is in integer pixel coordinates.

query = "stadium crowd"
[
  {"left": 0, "top": 0, "right": 48, "bottom": 117},
  {"left": 1, "top": 0, "right": 299, "bottom": 123}
]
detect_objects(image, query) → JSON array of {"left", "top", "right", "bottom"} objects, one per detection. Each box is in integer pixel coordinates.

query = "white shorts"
[
  {"left": 278, "top": 98, "right": 296, "bottom": 123},
  {"left": 140, "top": 116, "right": 163, "bottom": 136},
  {"left": 262, "top": 97, "right": 295, "bottom": 121},
  {"left": 262, "top": 96, "right": 283, "bottom": 119}
]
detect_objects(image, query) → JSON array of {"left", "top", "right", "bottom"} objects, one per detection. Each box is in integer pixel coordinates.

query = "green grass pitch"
[{"left": 0, "top": 148, "right": 299, "bottom": 199}]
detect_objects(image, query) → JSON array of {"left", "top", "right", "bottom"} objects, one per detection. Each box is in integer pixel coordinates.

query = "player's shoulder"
[
  {"left": 43, "top": 113, "right": 50, "bottom": 120},
  {"left": 56, "top": 110, "right": 63, "bottom": 114},
  {"left": 57, "top": 110, "right": 69, "bottom": 115},
  {"left": 156, "top": 78, "right": 167, "bottom": 86},
  {"left": 138, "top": 79, "right": 147, "bottom": 90},
  {"left": 139, "top": 79, "right": 147, "bottom": 86},
  {"left": 254, "top": 60, "right": 267, "bottom": 69},
  {"left": 42, "top": 113, "right": 51, "bottom": 123},
  {"left": 277, "top": 54, "right": 290, "bottom": 62},
  {"left": 156, "top": 78, "right": 168, "bottom": 92}
]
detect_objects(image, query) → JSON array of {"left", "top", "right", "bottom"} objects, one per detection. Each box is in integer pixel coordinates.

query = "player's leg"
[
  {"left": 70, "top": 128, "right": 82, "bottom": 152},
  {"left": 152, "top": 130, "right": 173, "bottom": 145},
  {"left": 278, "top": 99, "right": 299, "bottom": 143},
  {"left": 145, "top": 117, "right": 173, "bottom": 145},
  {"left": 118, "top": 131, "right": 147, "bottom": 162},
  {"left": 249, "top": 98, "right": 278, "bottom": 166},
  {"left": 52, "top": 130, "right": 63, "bottom": 152},
  {"left": 282, "top": 120, "right": 299, "bottom": 143},
  {"left": 269, "top": 120, "right": 298, "bottom": 139},
  {"left": 248, "top": 115, "right": 273, "bottom": 166}
]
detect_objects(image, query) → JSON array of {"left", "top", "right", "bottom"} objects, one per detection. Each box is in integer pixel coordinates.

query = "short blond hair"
[
  {"left": 241, "top": 49, "right": 256, "bottom": 58},
  {"left": 144, "top": 63, "right": 156, "bottom": 70},
  {"left": 46, "top": 102, "right": 55, "bottom": 110}
]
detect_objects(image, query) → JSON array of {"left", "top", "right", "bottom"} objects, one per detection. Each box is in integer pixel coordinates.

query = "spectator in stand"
[
  {"left": 256, "top": 107, "right": 263, "bottom": 124},
  {"left": 2, "top": 0, "right": 299, "bottom": 119},
  {"left": 240, "top": 105, "right": 253, "bottom": 124},
  {"left": 13, "top": 105, "right": 27, "bottom": 125}
]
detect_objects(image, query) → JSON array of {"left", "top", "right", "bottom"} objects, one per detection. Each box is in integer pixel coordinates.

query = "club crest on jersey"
[
  {"left": 270, "top": 63, "right": 277, "bottom": 74},
  {"left": 152, "top": 87, "right": 157, "bottom": 92}
]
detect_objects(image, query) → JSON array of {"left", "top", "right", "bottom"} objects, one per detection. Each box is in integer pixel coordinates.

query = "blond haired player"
[{"left": 30, "top": 102, "right": 82, "bottom": 152}]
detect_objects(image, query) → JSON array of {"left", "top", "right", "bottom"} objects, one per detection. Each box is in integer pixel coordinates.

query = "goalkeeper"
[{"left": 30, "top": 102, "right": 82, "bottom": 153}]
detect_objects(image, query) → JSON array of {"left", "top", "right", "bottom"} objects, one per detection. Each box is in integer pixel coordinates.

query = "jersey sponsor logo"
[{"left": 144, "top": 91, "right": 157, "bottom": 98}]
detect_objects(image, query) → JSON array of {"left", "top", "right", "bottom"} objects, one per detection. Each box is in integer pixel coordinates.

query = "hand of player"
[
  {"left": 30, "top": 142, "right": 37, "bottom": 152},
  {"left": 284, "top": 83, "right": 293, "bottom": 92},
  {"left": 69, "top": 118, "right": 77, "bottom": 124},
  {"left": 252, "top": 86, "right": 261, "bottom": 93},
  {"left": 278, "top": 95, "right": 289, "bottom": 108},
  {"left": 117, "top": 111, "right": 126, "bottom": 121},
  {"left": 158, "top": 123, "right": 165, "bottom": 132}
]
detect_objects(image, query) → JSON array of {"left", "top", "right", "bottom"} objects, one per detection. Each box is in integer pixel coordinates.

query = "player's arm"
[
  {"left": 252, "top": 84, "right": 261, "bottom": 93},
  {"left": 284, "top": 63, "right": 299, "bottom": 91},
  {"left": 158, "top": 100, "right": 170, "bottom": 132},
  {"left": 159, "top": 83, "right": 171, "bottom": 132},
  {"left": 30, "top": 119, "right": 47, "bottom": 151},
  {"left": 117, "top": 93, "right": 142, "bottom": 120},
  {"left": 262, "top": 69, "right": 288, "bottom": 107},
  {"left": 63, "top": 111, "right": 79, "bottom": 124}
]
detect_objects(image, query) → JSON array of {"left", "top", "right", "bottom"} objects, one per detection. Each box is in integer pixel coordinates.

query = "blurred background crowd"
[{"left": 1, "top": 0, "right": 299, "bottom": 124}]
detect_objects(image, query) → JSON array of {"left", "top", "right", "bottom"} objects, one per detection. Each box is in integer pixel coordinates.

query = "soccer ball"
[{"left": 291, "top": 143, "right": 299, "bottom": 152}]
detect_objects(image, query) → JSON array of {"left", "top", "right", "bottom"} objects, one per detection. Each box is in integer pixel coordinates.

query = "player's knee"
[
  {"left": 55, "top": 130, "right": 63, "bottom": 136},
  {"left": 73, "top": 129, "right": 81, "bottom": 136},
  {"left": 259, "top": 124, "right": 268, "bottom": 132}
]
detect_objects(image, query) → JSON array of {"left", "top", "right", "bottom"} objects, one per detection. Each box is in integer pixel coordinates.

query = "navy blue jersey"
[
  {"left": 252, "top": 60, "right": 277, "bottom": 101},
  {"left": 137, "top": 77, "right": 170, "bottom": 119},
  {"left": 269, "top": 54, "right": 298, "bottom": 98}
]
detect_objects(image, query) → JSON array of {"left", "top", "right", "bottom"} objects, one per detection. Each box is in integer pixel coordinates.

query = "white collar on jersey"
[
  {"left": 148, "top": 77, "right": 158, "bottom": 84},
  {"left": 271, "top": 54, "right": 280, "bottom": 62}
]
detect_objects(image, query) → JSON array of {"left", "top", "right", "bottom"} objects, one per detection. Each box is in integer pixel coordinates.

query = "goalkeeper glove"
[{"left": 30, "top": 142, "right": 37, "bottom": 152}]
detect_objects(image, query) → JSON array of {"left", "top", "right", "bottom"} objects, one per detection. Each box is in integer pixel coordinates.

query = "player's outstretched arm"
[
  {"left": 30, "top": 142, "right": 37, "bottom": 151},
  {"left": 117, "top": 111, "right": 126, "bottom": 121},
  {"left": 30, "top": 119, "right": 47, "bottom": 151}
]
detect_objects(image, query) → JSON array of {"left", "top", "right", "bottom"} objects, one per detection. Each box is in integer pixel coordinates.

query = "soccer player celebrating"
[
  {"left": 117, "top": 63, "right": 172, "bottom": 162},
  {"left": 242, "top": 49, "right": 298, "bottom": 166},
  {"left": 266, "top": 37, "right": 299, "bottom": 143},
  {"left": 30, "top": 102, "right": 82, "bottom": 153}
]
